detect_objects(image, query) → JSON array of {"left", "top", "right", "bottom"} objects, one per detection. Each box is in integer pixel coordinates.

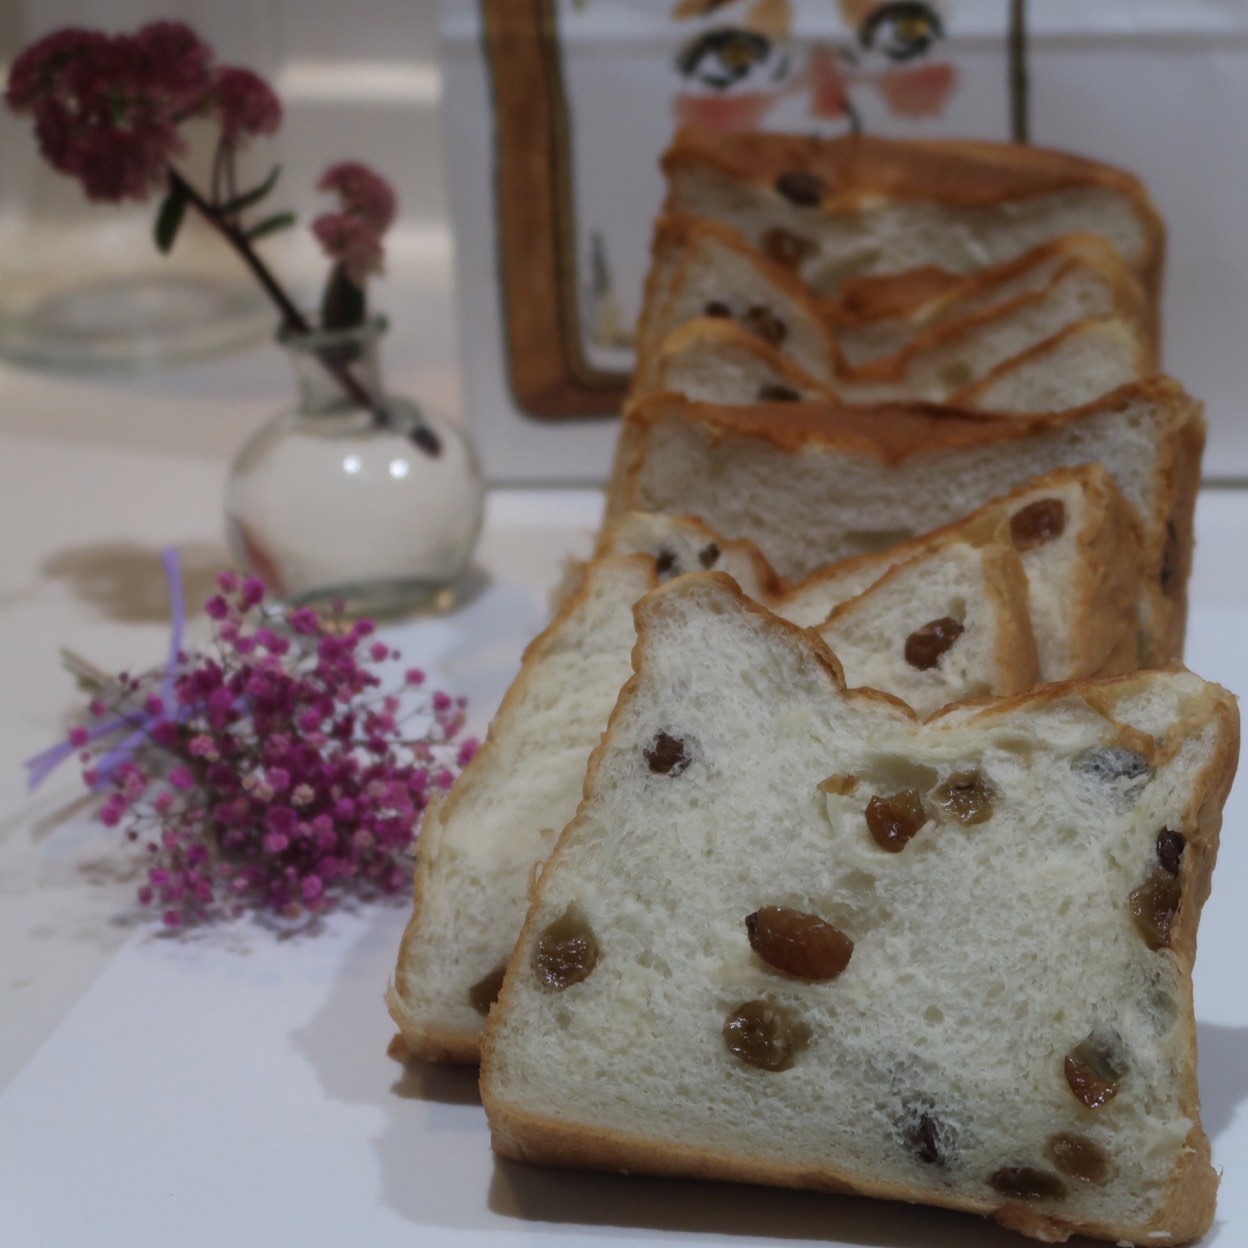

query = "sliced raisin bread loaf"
[
  {"left": 604, "top": 379, "right": 1203, "bottom": 664},
  {"left": 481, "top": 574, "right": 1238, "bottom": 1247},
  {"left": 390, "top": 521, "right": 1047, "bottom": 1061},
  {"left": 661, "top": 128, "right": 1165, "bottom": 303},
  {"left": 644, "top": 314, "right": 1150, "bottom": 413}
]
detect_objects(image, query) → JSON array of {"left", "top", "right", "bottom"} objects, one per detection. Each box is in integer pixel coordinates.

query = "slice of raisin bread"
[
  {"left": 635, "top": 218, "right": 1152, "bottom": 405},
  {"left": 389, "top": 526, "right": 1042, "bottom": 1062},
  {"left": 481, "top": 574, "right": 1238, "bottom": 1247},
  {"left": 661, "top": 128, "right": 1165, "bottom": 302},
  {"left": 643, "top": 313, "right": 1150, "bottom": 413},
  {"left": 778, "top": 466, "right": 1144, "bottom": 683},
  {"left": 827, "top": 234, "right": 1155, "bottom": 367},
  {"left": 604, "top": 378, "right": 1203, "bottom": 664}
]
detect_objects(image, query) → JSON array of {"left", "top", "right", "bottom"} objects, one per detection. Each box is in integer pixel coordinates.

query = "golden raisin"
[
  {"left": 989, "top": 1166, "right": 1067, "bottom": 1201},
  {"left": 535, "top": 906, "right": 599, "bottom": 990},
  {"left": 745, "top": 906, "right": 853, "bottom": 980},
  {"left": 740, "top": 305, "right": 787, "bottom": 346},
  {"left": 723, "top": 1000, "right": 799, "bottom": 1071},
  {"left": 1010, "top": 498, "right": 1067, "bottom": 551},
  {"left": 697, "top": 542, "right": 720, "bottom": 569},
  {"left": 1157, "top": 828, "right": 1186, "bottom": 876},
  {"left": 1048, "top": 1132, "right": 1110, "bottom": 1184},
  {"left": 761, "top": 226, "right": 815, "bottom": 269},
  {"left": 1064, "top": 1029, "right": 1126, "bottom": 1110},
  {"left": 1130, "top": 868, "right": 1181, "bottom": 949},
  {"left": 933, "top": 769, "right": 994, "bottom": 825},
  {"left": 774, "top": 169, "right": 827, "bottom": 206},
  {"left": 865, "top": 789, "right": 928, "bottom": 852},
  {"left": 904, "top": 617, "right": 964, "bottom": 670},
  {"left": 757, "top": 382, "right": 800, "bottom": 402},
  {"left": 817, "top": 772, "right": 859, "bottom": 796},
  {"left": 644, "top": 731, "right": 691, "bottom": 776},
  {"left": 467, "top": 963, "right": 507, "bottom": 1015}
]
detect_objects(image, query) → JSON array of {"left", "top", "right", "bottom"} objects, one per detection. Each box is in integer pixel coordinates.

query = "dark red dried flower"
[
  {"left": 312, "top": 212, "right": 385, "bottom": 284},
  {"left": 207, "top": 65, "right": 282, "bottom": 145},
  {"left": 317, "top": 162, "right": 397, "bottom": 234}
]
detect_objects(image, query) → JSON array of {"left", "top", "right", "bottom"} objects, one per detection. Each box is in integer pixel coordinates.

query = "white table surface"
[{"left": 1, "top": 272, "right": 1246, "bottom": 1245}]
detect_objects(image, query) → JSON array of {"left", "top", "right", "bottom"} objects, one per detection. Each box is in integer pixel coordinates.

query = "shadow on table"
[
  {"left": 41, "top": 539, "right": 229, "bottom": 622},
  {"left": 288, "top": 895, "right": 1248, "bottom": 1244}
]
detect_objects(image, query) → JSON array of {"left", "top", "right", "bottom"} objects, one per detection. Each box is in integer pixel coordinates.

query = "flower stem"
[{"left": 165, "top": 166, "right": 441, "bottom": 456}]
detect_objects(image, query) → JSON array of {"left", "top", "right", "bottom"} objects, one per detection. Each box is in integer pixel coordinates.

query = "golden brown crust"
[
  {"left": 662, "top": 128, "right": 1165, "bottom": 305},
  {"left": 386, "top": 553, "right": 660, "bottom": 1064}
]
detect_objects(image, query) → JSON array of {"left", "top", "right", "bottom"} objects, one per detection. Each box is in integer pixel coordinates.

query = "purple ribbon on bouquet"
[{"left": 24, "top": 548, "right": 186, "bottom": 793}]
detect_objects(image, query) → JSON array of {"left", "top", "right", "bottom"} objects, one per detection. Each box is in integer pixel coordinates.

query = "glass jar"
[{"left": 225, "top": 318, "right": 485, "bottom": 616}]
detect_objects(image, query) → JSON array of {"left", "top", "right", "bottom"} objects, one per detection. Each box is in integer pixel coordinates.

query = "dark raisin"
[
  {"left": 905, "top": 1111, "right": 949, "bottom": 1166},
  {"left": 757, "top": 382, "right": 800, "bottom": 402},
  {"left": 745, "top": 906, "right": 853, "bottom": 980},
  {"left": 468, "top": 963, "right": 507, "bottom": 1016},
  {"left": 933, "top": 769, "right": 994, "bottom": 825},
  {"left": 698, "top": 542, "right": 720, "bottom": 569},
  {"left": 1072, "top": 746, "right": 1153, "bottom": 784},
  {"left": 740, "top": 305, "right": 787, "bottom": 347},
  {"left": 989, "top": 1166, "right": 1067, "bottom": 1201},
  {"left": 1159, "top": 519, "right": 1179, "bottom": 594},
  {"left": 817, "top": 773, "right": 858, "bottom": 796},
  {"left": 654, "top": 546, "right": 679, "bottom": 580},
  {"left": 703, "top": 300, "right": 732, "bottom": 318},
  {"left": 904, "top": 617, "right": 964, "bottom": 670},
  {"left": 644, "top": 731, "right": 691, "bottom": 776},
  {"left": 761, "top": 226, "right": 815, "bottom": 269},
  {"left": 1010, "top": 498, "right": 1067, "bottom": 551},
  {"left": 1157, "top": 829, "right": 1186, "bottom": 876},
  {"left": 1048, "top": 1132, "right": 1110, "bottom": 1183},
  {"left": 1064, "top": 1029, "right": 1127, "bottom": 1109},
  {"left": 774, "top": 169, "right": 827, "bottom": 207},
  {"left": 1130, "top": 868, "right": 1181, "bottom": 950},
  {"left": 723, "top": 999, "right": 800, "bottom": 1071},
  {"left": 865, "top": 789, "right": 928, "bottom": 853},
  {"left": 535, "top": 906, "right": 599, "bottom": 990}
]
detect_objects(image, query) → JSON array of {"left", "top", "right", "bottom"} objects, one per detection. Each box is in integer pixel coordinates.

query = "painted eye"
[
  {"left": 675, "top": 27, "right": 772, "bottom": 89},
  {"left": 858, "top": 2, "right": 943, "bottom": 62}
]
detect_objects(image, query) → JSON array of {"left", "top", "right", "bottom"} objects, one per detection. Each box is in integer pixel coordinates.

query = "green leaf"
[
  {"left": 153, "top": 187, "right": 187, "bottom": 254},
  {"left": 223, "top": 164, "right": 283, "bottom": 216},
  {"left": 245, "top": 211, "right": 297, "bottom": 243}
]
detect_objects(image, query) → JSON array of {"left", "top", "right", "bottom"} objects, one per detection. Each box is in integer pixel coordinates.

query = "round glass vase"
[{"left": 225, "top": 318, "right": 485, "bottom": 616}]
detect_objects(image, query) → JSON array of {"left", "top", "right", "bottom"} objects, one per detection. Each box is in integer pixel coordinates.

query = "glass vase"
[{"left": 225, "top": 318, "right": 485, "bottom": 616}]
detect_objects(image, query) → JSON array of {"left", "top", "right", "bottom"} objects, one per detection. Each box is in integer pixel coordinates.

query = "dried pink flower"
[
  {"left": 312, "top": 212, "right": 385, "bottom": 284},
  {"left": 317, "top": 162, "right": 397, "bottom": 234},
  {"left": 41, "top": 565, "right": 468, "bottom": 928},
  {"left": 207, "top": 65, "right": 282, "bottom": 145}
]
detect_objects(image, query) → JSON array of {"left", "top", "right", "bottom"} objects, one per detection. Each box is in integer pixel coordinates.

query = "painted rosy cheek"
[
  {"left": 874, "top": 62, "right": 958, "bottom": 119},
  {"left": 672, "top": 92, "right": 779, "bottom": 133}
]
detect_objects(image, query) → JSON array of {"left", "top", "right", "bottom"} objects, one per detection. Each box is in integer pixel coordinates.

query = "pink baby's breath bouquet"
[{"left": 28, "top": 558, "right": 476, "bottom": 929}]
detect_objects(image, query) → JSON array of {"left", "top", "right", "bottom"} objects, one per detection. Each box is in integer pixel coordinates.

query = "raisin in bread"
[
  {"left": 389, "top": 525, "right": 1046, "bottom": 1061},
  {"left": 481, "top": 574, "right": 1238, "bottom": 1246},
  {"left": 661, "top": 128, "right": 1165, "bottom": 303},
  {"left": 643, "top": 313, "right": 1150, "bottom": 413},
  {"left": 604, "top": 378, "right": 1203, "bottom": 664}
]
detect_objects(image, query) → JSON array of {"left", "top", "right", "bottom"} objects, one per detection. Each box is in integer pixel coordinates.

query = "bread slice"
[
  {"left": 481, "top": 574, "right": 1238, "bottom": 1246},
  {"left": 950, "top": 318, "right": 1153, "bottom": 414},
  {"left": 389, "top": 523, "right": 1048, "bottom": 1061},
  {"left": 778, "top": 466, "right": 1144, "bottom": 683},
  {"left": 635, "top": 218, "right": 1153, "bottom": 404},
  {"left": 603, "top": 379, "right": 1204, "bottom": 663},
  {"left": 827, "top": 233, "right": 1155, "bottom": 367},
  {"left": 661, "top": 128, "right": 1165, "bottom": 303},
  {"left": 643, "top": 314, "right": 1150, "bottom": 413}
]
